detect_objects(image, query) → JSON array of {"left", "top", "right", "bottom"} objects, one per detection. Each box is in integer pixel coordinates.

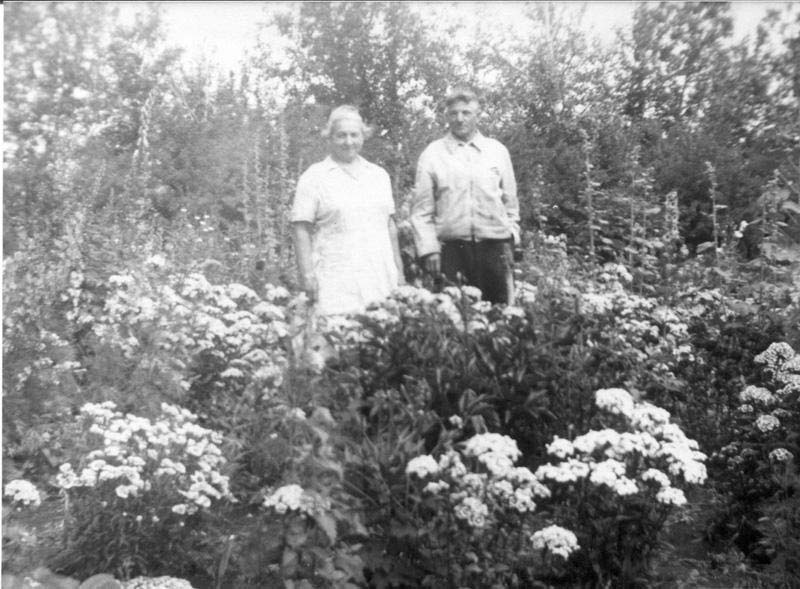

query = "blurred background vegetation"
[{"left": 4, "top": 1, "right": 799, "bottom": 286}]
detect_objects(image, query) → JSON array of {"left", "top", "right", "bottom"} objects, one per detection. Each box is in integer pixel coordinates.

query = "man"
[{"left": 409, "top": 85, "right": 520, "bottom": 305}]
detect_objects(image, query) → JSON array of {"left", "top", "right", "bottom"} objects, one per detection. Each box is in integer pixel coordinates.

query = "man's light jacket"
[{"left": 410, "top": 131, "right": 519, "bottom": 258}]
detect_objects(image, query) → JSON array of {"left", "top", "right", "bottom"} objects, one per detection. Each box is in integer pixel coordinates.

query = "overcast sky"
[{"left": 147, "top": 1, "right": 795, "bottom": 71}]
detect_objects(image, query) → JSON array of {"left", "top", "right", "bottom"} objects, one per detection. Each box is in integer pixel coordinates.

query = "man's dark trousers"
[{"left": 439, "top": 238, "right": 514, "bottom": 305}]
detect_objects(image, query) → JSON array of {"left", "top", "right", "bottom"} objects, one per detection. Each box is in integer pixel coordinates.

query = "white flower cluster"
[
  {"left": 536, "top": 389, "right": 704, "bottom": 507},
  {"left": 443, "top": 285, "right": 483, "bottom": 303},
  {"left": 123, "top": 576, "right": 196, "bottom": 589},
  {"left": 755, "top": 414, "right": 781, "bottom": 433},
  {"left": 405, "top": 432, "right": 553, "bottom": 530},
  {"left": 655, "top": 487, "right": 687, "bottom": 506},
  {"left": 739, "top": 385, "right": 776, "bottom": 405},
  {"left": 578, "top": 285, "right": 692, "bottom": 368},
  {"left": 594, "top": 264, "right": 634, "bottom": 295},
  {"left": 4, "top": 479, "right": 42, "bottom": 507},
  {"left": 595, "top": 388, "right": 635, "bottom": 417},
  {"left": 57, "top": 402, "right": 234, "bottom": 516},
  {"left": 732, "top": 343, "right": 799, "bottom": 445},
  {"left": 462, "top": 433, "right": 522, "bottom": 475},
  {"left": 406, "top": 455, "right": 440, "bottom": 478},
  {"left": 579, "top": 292, "right": 615, "bottom": 315},
  {"left": 755, "top": 342, "right": 796, "bottom": 371},
  {"left": 327, "top": 314, "right": 374, "bottom": 345},
  {"left": 357, "top": 284, "right": 531, "bottom": 340},
  {"left": 363, "top": 306, "right": 400, "bottom": 328},
  {"left": 589, "top": 459, "right": 638, "bottom": 495},
  {"left": 769, "top": 448, "right": 793, "bottom": 463},
  {"left": 530, "top": 525, "right": 580, "bottom": 559},
  {"left": 755, "top": 342, "right": 800, "bottom": 396},
  {"left": 514, "top": 281, "right": 538, "bottom": 305},
  {"left": 453, "top": 496, "right": 490, "bottom": 527},
  {"left": 262, "top": 484, "right": 329, "bottom": 517}
]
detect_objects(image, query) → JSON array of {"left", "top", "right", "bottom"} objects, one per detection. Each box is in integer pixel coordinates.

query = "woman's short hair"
[{"left": 321, "top": 105, "right": 373, "bottom": 139}]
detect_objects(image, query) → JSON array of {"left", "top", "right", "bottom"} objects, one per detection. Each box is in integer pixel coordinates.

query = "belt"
[{"left": 443, "top": 237, "right": 512, "bottom": 245}]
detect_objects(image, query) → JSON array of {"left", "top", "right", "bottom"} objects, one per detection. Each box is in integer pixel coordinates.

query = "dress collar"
[
  {"left": 324, "top": 154, "right": 366, "bottom": 170},
  {"left": 324, "top": 155, "right": 369, "bottom": 180}
]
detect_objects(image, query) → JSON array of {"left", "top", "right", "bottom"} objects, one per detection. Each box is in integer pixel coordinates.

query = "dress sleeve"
[
  {"left": 379, "top": 168, "right": 396, "bottom": 217},
  {"left": 290, "top": 169, "right": 318, "bottom": 224}
]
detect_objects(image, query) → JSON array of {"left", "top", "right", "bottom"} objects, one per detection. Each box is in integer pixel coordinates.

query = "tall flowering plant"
[
  {"left": 404, "top": 432, "right": 577, "bottom": 587},
  {"left": 256, "top": 482, "right": 365, "bottom": 588},
  {"left": 711, "top": 342, "right": 799, "bottom": 580},
  {"left": 54, "top": 401, "right": 235, "bottom": 579},
  {"left": 535, "top": 388, "right": 707, "bottom": 586},
  {"left": 222, "top": 401, "right": 368, "bottom": 588}
]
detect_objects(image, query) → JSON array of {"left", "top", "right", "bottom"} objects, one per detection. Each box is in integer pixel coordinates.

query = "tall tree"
[
  {"left": 623, "top": 2, "right": 734, "bottom": 124},
  {"left": 261, "top": 2, "right": 457, "bottom": 193}
]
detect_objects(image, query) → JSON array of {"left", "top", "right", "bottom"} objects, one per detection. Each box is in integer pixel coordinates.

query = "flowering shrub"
[
  {"left": 205, "top": 393, "right": 371, "bottom": 587},
  {"left": 536, "top": 388, "right": 707, "bottom": 586},
  {"left": 404, "top": 432, "right": 576, "bottom": 587},
  {"left": 292, "top": 277, "right": 727, "bottom": 586},
  {"left": 321, "top": 284, "right": 555, "bottom": 453},
  {"left": 54, "top": 401, "right": 235, "bottom": 579},
  {"left": 575, "top": 274, "right": 696, "bottom": 398},
  {"left": 321, "top": 278, "right": 700, "bottom": 466},
  {"left": 90, "top": 267, "right": 292, "bottom": 422},
  {"left": 710, "top": 342, "right": 800, "bottom": 581},
  {"left": 653, "top": 289, "right": 790, "bottom": 450}
]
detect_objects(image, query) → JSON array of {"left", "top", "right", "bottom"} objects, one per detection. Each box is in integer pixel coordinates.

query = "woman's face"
[{"left": 329, "top": 118, "right": 364, "bottom": 163}]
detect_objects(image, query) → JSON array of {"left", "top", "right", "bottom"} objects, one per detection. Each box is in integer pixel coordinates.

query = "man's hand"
[
  {"left": 423, "top": 252, "right": 441, "bottom": 275},
  {"left": 300, "top": 274, "right": 318, "bottom": 304}
]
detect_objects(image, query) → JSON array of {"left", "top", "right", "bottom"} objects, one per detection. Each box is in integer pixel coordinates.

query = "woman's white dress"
[{"left": 290, "top": 156, "right": 399, "bottom": 315}]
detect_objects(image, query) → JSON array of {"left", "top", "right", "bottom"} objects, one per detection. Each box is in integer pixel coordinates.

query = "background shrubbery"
[{"left": 4, "top": 2, "right": 800, "bottom": 588}]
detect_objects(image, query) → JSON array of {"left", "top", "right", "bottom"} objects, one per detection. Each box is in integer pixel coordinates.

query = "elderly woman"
[{"left": 291, "top": 105, "right": 405, "bottom": 315}]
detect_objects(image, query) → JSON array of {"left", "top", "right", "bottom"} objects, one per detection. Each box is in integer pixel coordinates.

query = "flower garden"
[
  {"left": 3, "top": 232, "right": 799, "bottom": 589},
  {"left": 4, "top": 4, "right": 800, "bottom": 586}
]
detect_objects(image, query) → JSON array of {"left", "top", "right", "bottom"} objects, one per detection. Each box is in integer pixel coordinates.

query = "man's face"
[{"left": 446, "top": 99, "right": 480, "bottom": 141}]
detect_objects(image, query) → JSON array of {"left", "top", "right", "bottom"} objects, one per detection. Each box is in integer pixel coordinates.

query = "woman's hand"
[{"left": 293, "top": 222, "right": 317, "bottom": 304}]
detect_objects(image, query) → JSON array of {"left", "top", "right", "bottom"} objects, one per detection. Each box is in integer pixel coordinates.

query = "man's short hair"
[{"left": 444, "top": 85, "right": 482, "bottom": 108}]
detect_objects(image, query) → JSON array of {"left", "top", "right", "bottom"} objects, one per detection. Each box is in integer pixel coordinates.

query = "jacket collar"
[{"left": 445, "top": 131, "right": 488, "bottom": 152}]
